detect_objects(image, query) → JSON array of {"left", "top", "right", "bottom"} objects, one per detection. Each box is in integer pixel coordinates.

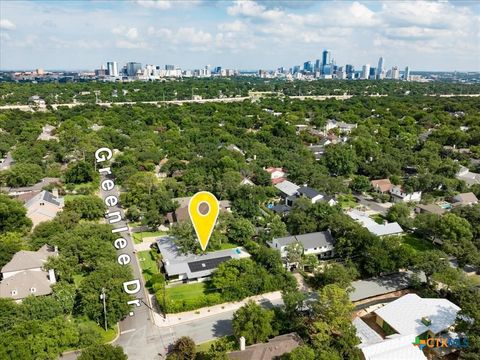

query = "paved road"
[
  {"left": 98, "top": 172, "right": 167, "bottom": 359},
  {"left": 354, "top": 195, "right": 391, "bottom": 215}
]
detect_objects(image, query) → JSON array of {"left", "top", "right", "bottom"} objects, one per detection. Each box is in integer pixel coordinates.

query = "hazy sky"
[{"left": 1, "top": 0, "right": 479, "bottom": 71}]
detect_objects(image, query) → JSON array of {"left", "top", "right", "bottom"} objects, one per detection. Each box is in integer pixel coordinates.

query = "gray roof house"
[
  {"left": 0, "top": 244, "right": 58, "bottom": 301},
  {"left": 156, "top": 236, "right": 250, "bottom": 282},
  {"left": 453, "top": 192, "right": 478, "bottom": 206},
  {"left": 270, "top": 231, "right": 335, "bottom": 261},
  {"left": 23, "top": 190, "right": 64, "bottom": 227}
]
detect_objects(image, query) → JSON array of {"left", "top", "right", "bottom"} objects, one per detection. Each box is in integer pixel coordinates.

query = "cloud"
[
  {"left": 148, "top": 26, "right": 212, "bottom": 45},
  {"left": 218, "top": 20, "right": 248, "bottom": 32},
  {"left": 227, "top": 0, "right": 284, "bottom": 21},
  {"left": 112, "top": 26, "right": 139, "bottom": 40},
  {"left": 0, "top": 18, "right": 16, "bottom": 30},
  {"left": 136, "top": 0, "right": 202, "bottom": 10},
  {"left": 115, "top": 39, "right": 149, "bottom": 49}
]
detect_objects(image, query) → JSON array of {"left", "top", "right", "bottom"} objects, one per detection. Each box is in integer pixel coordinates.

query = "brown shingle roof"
[
  {"left": 228, "top": 333, "right": 302, "bottom": 360},
  {"left": 371, "top": 179, "right": 393, "bottom": 193}
]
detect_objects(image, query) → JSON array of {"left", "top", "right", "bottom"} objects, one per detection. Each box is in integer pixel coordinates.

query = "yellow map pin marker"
[{"left": 188, "top": 191, "right": 219, "bottom": 251}]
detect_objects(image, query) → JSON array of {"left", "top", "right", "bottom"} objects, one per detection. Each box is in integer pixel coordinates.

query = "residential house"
[
  {"left": 166, "top": 196, "right": 231, "bottom": 224},
  {"left": 307, "top": 144, "right": 325, "bottom": 160},
  {"left": 270, "top": 231, "right": 335, "bottom": 263},
  {"left": 456, "top": 166, "right": 480, "bottom": 186},
  {"left": 415, "top": 204, "right": 445, "bottom": 216},
  {"left": 22, "top": 190, "right": 64, "bottom": 228},
  {"left": 370, "top": 179, "right": 393, "bottom": 194},
  {"left": 0, "top": 245, "right": 58, "bottom": 302},
  {"left": 347, "top": 210, "right": 403, "bottom": 237},
  {"left": 324, "top": 119, "right": 357, "bottom": 134},
  {"left": 354, "top": 294, "right": 461, "bottom": 360},
  {"left": 390, "top": 186, "right": 422, "bottom": 203},
  {"left": 297, "top": 186, "right": 324, "bottom": 204},
  {"left": 452, "top": 192, "right": 478, "bottom": 206},
  {"left": 228, "top": 333, "right": 302, "bottom": 360},
  {"left": 265, "top": 167, "right": 286, "bottom": 185},
  {"left": 37, "top": 124, "right": 58, "bottom": 141},
  {"left": 2, "top": 177, "right": 61, "bottom": 196},
  {"left": 156, "top": 236, "right": 250, "bottom": 282},
  {"left": 274, "top": 180, "right": 300, "bottom": 206}
]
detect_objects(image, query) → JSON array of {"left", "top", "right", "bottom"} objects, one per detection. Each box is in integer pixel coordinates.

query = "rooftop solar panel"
[{"left": 187, "top": 256, "right": 232, "bottom": 273}]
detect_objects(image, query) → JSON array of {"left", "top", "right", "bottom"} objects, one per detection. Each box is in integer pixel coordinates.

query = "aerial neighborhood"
[{"left": 0, "top": 77, "right": 479, "bottom": 360}]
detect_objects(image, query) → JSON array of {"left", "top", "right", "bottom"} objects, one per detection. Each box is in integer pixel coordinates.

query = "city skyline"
[{"left": 1, "top": 0, "right": 479, "bottom": 71}]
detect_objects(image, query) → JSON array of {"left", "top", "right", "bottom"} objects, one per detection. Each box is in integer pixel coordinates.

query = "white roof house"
[
  {"left": 275, "top": 180, "right": 300, "bottom": 197},
  {"left": 374, "top": 293, "right": 460, "bottom": 336},
  {"left": 355, "top": 293, "right": 461, "bottom": 360},
  {"left": 360, "top": 334, "right": 426, "bottom": 360},
  {"left": 347, "top": 210, "right": 403, "bottom": 237}
]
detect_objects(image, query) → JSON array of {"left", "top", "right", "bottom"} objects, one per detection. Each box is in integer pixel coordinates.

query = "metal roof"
[
  {"left": 274, "top": 181, "right": 299, "bottom": 197},
  {"left": 374, "top": 293, "right": 460, "bottom": 336}
]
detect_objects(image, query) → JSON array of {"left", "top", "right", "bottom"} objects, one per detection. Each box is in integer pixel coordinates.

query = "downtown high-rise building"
[
  {"left": 304, "top": 61, "right": 313, "bottom": 73},
  {"left": 404, "top": 66, "right": 410, "bottom": 80},
  {"left": 376, "top": 57, "right": 385, "bottom": 79},
  {"left": 126, "top": 62, "right": 142, "bottom": 76},
  {"left": 391, "top": 66, "right": 400, "bottom": 79},
  {"left": 361, "top": 64, "right": 370, "bottom": 79},
  {"left": 107, "top": 61, "right": 118, "bottom": 77}
]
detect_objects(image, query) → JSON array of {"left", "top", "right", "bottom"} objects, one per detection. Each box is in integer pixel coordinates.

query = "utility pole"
[{"left": 100, "top": 287, "right": 108, "bottom": 331}]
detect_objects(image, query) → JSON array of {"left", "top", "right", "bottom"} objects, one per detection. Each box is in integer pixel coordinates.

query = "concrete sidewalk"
[{"left": 152, "top": 291, "right": 282, "bottom": 328}]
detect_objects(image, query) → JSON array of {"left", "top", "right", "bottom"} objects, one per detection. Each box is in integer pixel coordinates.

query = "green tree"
[
  {"left": 65, "top": 161, "right": 94, "bottom": 184},
  {"left": 350, "top": 175, "right": 371, "bottom": 193},
  {"left": 167, "top": 336, "right": 196, "bottom": 360},
  {"left": 386, "top": 202, "right": 411, "bottom": 227},
  {"left": 323, "top": 144, "right": 357, "bottom": 176},
  {"left": 310, "top": 284, "right": 360, "bottom": 359},
  {"left": 6, "top": 163, "right": 43, "bottom": 187},
  {"left": 227, "top": 217, "right": 255, "bottom": 245},
  {"left": 78, "top": 344, "right": 127, "bottom": 360},
  {"left": 232, "top": 300, "right": 274, "bottom": 345},
  {"left": 64, "top": 195, "right": 106, "bottom": 220},
  {"left": 171, "top": 221, "right": 199, "bottom": 254},
  {"left": 285, "top": 242, "right": 304, "bottom": 267},
  {"left": 282, "top": 345, "right": 315, "bottom": 360},
  {"left": 0, "top": 195, "right": 32, "bottom": 233},
  {"left": 77, "top": 263, "right": 133, "bottom": 325},
  {"left": 314, "top": 263, "right": 358, "bottom": 290}
]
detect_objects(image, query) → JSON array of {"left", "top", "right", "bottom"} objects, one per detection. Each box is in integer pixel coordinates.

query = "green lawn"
[
  {"left": 370, "top": 214, "right": 385, "bottom": 224},
  {"left": 338, "top": 194, "right": 357, "bottom": 209},
  {"left": 166, "top": 282, "right": 213, "bottom": 302},
  {"left": 402, "top": 234, "right": 435, "bottom": 253},
  {"left": 137, "top": 250, "right": 160, "bottom": 285},
  {"left": 216, "top": 242, "right": 238, "bottom": 250},
  {"left": 64, "top": 194, "right": 88, "bottom": 202},
  {"left": 133, "top": 231, "right": 166, "bottom": 244}
]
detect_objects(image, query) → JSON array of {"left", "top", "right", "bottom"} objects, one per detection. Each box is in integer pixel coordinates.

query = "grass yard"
[
  {"left": 216, "top": 242, "right": 238, "bottom": 250},
  {"left": 137, "top": 250, "right": 160, "bottom": 285},
  {"left": 64, "top": 194, "right": 88, "bottom": 202},
  {"left": 196, "top": 336, "right": 237, "bottom": 353},
  {"left": 370, "top": 214, "right": 385, "bottom": 224},
  {"left": 338, "top": 194, "right": 357, "bottom": 209},
  {"left": 165, "top": 282, "right": 214, "bottom": 302},
  {"left": 402, "top": 234, "right": 435, "bottom": 253},
  {"left": 133, "top": 231, "right": 166, "bottom": 244}
]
